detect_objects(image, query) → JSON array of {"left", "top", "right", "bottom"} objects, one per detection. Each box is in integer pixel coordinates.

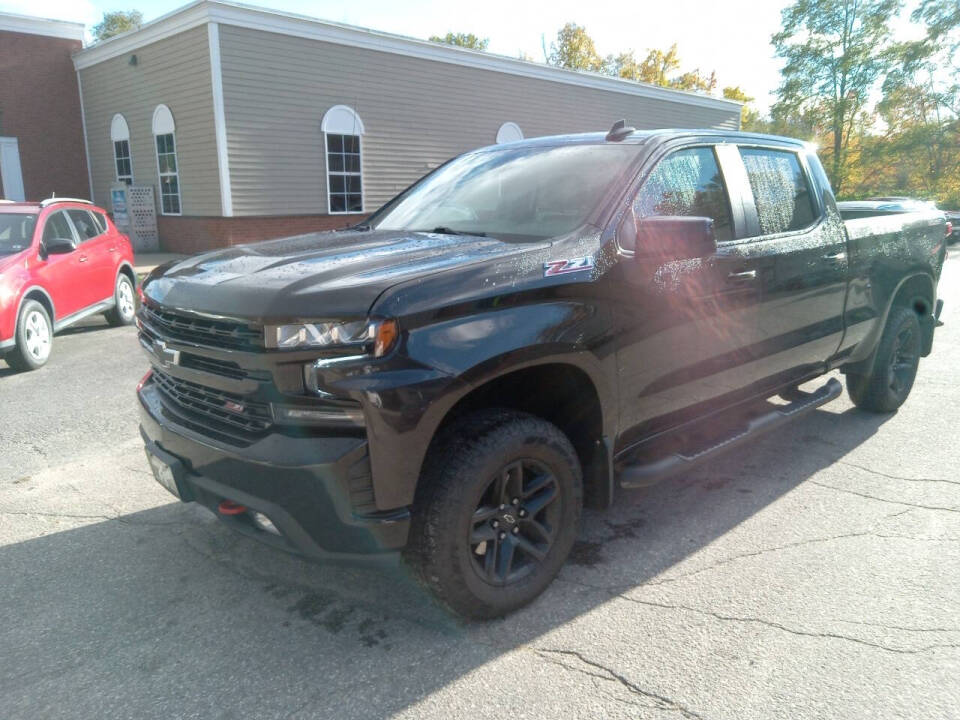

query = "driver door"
[
  {"left": 612, "top": 144, "right": 770, "bottom": 440},
  {"left": 34, "top": 210, "right": 84, "bottom": 321}
]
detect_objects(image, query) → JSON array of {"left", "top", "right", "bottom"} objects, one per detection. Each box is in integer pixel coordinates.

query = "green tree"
[
  {"left": 607, "top": 45, "right": 681, "bottom": 85},
  {"left": 92, "top": 10, "right": 143, "bottom": 42},
  {"left": 722, "top": 86, "right": 762, "bottom": 131},
  {"left": 772, "top": 0, "right": 902, "bottom": 195},
  {"left": 547, "top": 23, "right": 605, "bottom": 72},
  {"left": 428, "top": 32, "right": 489, "bottom": 51}
]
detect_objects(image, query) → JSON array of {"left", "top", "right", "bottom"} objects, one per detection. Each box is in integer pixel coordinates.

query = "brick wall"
[
  {"left": 0, "top": 31, "right": 89, "bottom": 200},
  {"left": 155, "top": 214, "right": 367, "bottom": 253}
]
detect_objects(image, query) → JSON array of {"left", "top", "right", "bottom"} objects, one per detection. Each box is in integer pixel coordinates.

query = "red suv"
[{"left": 0, "top": 198, "right": 136, "bottom": 371}]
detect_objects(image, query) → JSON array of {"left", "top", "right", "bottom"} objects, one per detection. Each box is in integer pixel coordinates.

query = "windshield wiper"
[{"left": 421, "top": 227, "right": 487, "bottom": 237}]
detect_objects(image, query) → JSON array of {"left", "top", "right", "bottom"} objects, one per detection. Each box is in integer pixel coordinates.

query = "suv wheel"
[
  {"left": 105, "top": 274, "right": 136, "bottom": 327},
  {"left": 847, "top": 305, "right": 921, "bottom": 413},
  {"left": 404, "top": 409, "right": 582, "bottom": 619},
  {"left": 6, "top": 300, "right": 53, "bottom": 372}
]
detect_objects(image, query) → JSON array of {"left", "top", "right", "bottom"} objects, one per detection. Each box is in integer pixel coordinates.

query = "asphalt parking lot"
[{"left": 2, "top": 253, "right": 959, "bottom": 720}]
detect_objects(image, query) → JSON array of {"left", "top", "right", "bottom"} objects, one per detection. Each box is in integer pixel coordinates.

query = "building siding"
[
  {"left": 79, "top": 26, "right": 221, "bottom": 216},
  {"left": 218, "top": 24, "right": 740, "bottom": 217}
]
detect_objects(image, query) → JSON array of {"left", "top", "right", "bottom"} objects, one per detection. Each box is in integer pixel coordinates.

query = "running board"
[{"left": 618, "top": 377, "right": 843, "bottom": 489}]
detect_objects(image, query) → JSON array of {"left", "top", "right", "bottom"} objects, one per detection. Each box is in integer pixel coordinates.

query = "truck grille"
[
  {"left": 140, "top": 305, "right": 262, "bottom": 352},
  {"left": 152, "top": 367, "right": 272, "bottom": 437}
]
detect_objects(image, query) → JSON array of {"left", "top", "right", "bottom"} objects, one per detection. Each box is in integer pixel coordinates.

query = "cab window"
[
  {"left": 621, "top": 146, "right": 734, "bottom": 251},
  {"left": 739, "top": 148, "right": 816, "bottom": 235}
]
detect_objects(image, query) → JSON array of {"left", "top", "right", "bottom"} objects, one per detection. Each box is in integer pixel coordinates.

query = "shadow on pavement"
[{"left": 0, "top": 404, "right": 890, "bottom": 718}]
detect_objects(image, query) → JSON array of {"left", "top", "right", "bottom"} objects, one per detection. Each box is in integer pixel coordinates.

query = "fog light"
[{"left": 252, "top": 512, "right": 280, "bottom": 535}]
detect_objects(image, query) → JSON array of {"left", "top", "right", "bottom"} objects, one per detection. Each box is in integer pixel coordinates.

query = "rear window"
[
  {"left": 0, "top": 213, "right": 36, "bottom": 255},
  {"left": 739, "top": 148, "right": 817, "bottom": 235}
]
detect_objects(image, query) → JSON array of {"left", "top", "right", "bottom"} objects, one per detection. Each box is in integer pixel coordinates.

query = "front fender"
[{"left": 329, "top": 300, "right": 617, "bottom": 511}]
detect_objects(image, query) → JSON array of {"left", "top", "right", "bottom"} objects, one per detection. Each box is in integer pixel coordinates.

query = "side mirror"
[
  {"left": 636, "top": 216, "right": 717, "bottom": 262},
  {"left": 43, "top": 237, "right": 76, "bottom": 255}
]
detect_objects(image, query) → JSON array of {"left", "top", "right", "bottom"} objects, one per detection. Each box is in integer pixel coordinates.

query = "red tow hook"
[{"left": 217, "top": 500, "right": 248, "bottom": 516}]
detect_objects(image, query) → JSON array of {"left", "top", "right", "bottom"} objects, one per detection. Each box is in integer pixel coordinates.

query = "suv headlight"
[{"left": 264, "top": 318, "right": 398, "bottom": 357}]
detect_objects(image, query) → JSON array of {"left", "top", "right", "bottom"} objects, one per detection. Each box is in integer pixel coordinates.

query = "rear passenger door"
[
  {"left": 67, "top": 209, "right": 116, "bottom": 306},
  {"left": 736, "top": 145, "right": 848, "bottom": 383}
]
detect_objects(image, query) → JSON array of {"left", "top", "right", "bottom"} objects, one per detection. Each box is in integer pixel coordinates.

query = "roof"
[
  {"left": 72, "top": 0, "right": 741, "bottom": 114},
  {"left": 0, "top": 199, "right": 97, "bottom": 212},
  {"left": 0, "top": 10, "right": 85, "bottom": 42},
  {"left": 475, "top": 128, "right": 809, "bottom": 151}
]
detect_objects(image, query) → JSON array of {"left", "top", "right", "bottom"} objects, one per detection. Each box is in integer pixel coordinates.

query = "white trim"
[
  {"left": 153, "top": 108, "right": 182, "bottom": 216},
  {"left": 110, "top": 113, "right": 130, "bottom": 141},
  {"left": 152, "top": 104, "right": 176, "bottom": 135},
  {"left": 208, "top": 22, "right": 233, "bottom": 216},
  {"left": 72, "top": 1, "right": 741, "bottom": 114},
  {"left": 0, "top": 11, "right": 84, "bottom": 41},
  {"left": 496, "top": 121, "right": 524, "bottom": 144},
  {"left": 323, "top": 130, "right": 364, "bottom": 216},
  {"left": 321, "top": 105, "right": 366, "bottom": 135},
  {"left": 76, "top": 72, "right": 95, "bottom": 201}
]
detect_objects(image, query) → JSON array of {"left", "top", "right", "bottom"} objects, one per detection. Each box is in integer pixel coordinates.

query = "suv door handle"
[
  {"left": 727, "top": 270, "right": 757, "bottom": 280},
  {"left": 78, "top": 256, "right": 88, "bottom": 263},
  {"left": 823, "top": 252, "right": 847, "bottom": 261}
]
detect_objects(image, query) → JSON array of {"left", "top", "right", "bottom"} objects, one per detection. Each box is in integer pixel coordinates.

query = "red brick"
[
  {"left": 0, "top": 30, "right": 89, "bottom": 200},
  {"left": 155, "top": 214, "right": 368, "bottom": 253}
]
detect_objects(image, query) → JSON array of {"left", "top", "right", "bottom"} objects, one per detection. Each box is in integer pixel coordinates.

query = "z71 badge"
[{"left": 543, "top": 256, "right": 595, "bottom": 277}]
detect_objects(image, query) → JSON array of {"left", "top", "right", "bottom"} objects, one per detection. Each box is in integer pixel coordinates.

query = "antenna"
[{"left": 605, "top": 119, "right": 636, "bottom": 141}]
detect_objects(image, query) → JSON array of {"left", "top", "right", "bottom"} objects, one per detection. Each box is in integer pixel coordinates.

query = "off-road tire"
[
  {"left": 403, "top": 409, "right": 583, "bottom": 619},
  {"left": 847, "top": 305, "right": 921, "bottom": 413},
  {"left": 5, "top": 300, "right": 53, "bottom": 372}
]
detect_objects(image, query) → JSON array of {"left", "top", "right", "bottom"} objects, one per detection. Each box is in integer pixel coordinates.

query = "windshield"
[
  {"left": 372, "top": 144, "right": 642, "bottom": 240},
  {"left": 0, "top": 213, "right": 37, "bottom": 255}
]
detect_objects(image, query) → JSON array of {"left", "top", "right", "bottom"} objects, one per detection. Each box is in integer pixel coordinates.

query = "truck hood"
[{"left": 143, "top": 229, "right": 549, "bottom": 319}]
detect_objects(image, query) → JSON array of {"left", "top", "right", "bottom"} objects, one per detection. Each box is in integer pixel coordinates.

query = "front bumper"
[{"left": 138, "top": 382, "right": 410, "bottom": 561}]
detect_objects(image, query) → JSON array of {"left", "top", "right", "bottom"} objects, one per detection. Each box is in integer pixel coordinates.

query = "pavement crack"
[
  {"left": 535, "top": 648, "right": 706, "bottom": 719},
  {"left": 808, "top": 480, "right": 960, "bottom": 513},
  {"left": 838, "top": 461, "right": 960, "bottom": 487},
  {"left": 637, "top": 531, "right": 873, "bottom": 588},
  {"left": 613, "top": 596, "right": 960, "bottom": 655}
]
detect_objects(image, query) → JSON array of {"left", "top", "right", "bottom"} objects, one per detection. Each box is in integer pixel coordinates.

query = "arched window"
[
  {"left": 152, "top": 104, "right": 181, "bottom": 215},
  {"left": 496, "top": 122, "right": 524, "bottom": 144},
  {"left": 321, "top": 105, "right": 365, "bottom": 214},
  {"left": 110, "top": 114, "right": 133, "bottom": 185}
]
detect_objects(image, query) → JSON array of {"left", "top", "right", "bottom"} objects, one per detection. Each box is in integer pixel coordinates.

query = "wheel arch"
[
  {"left": 842, "top": 270, "right": 936, "bottom": 374},
  {"left": 424, "top": 359, "right": 614, "bottom": 510},
  {"left": 15, "top": 286, "right": 56, "bottom": 332}
]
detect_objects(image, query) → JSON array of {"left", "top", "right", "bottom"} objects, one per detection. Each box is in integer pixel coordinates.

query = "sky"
[{"left": 0, "top": 0, "right": 929, "bottom": 113}]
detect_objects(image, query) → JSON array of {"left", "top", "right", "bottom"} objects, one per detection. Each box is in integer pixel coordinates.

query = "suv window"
[
  {"left": 628, "top": 146, "right": 734, "bottom": 249},
  {"left": 739, "top": 148, "right": 817, "bottom": 235},
  {"left": 42, "top": 211, "right": 75, "bottom": 244},
  {"left": 67, "top": 210, "right": 101, "bottom": 242}
]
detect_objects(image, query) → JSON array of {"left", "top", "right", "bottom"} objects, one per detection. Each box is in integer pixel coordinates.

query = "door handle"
[
  {"left": 78, "top": 256, "right": 88, "bottom": 263},
  {"left": 727, "top": 270, "right": 757, "bottom": 280},
  {"left": 823, "top": 252, "right": 847, "bottom": 261}
]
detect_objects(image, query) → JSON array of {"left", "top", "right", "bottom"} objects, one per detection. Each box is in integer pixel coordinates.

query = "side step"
[{"left": 618, "top": 377, "right": 843, "bottom": 488}]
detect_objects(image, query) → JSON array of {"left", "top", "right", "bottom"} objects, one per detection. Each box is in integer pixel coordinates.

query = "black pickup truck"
[{"left": 137, "top": 126, "right": 947, "bottom": 617}]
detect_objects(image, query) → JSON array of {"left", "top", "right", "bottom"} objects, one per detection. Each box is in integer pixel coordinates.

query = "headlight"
[{"left": 264, "top": 317, "right": 398, "bottom": 357}]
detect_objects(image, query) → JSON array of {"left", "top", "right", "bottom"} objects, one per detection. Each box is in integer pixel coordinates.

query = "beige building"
[{"left": 73, "top": 0, "right": 742, "bottom": 252}]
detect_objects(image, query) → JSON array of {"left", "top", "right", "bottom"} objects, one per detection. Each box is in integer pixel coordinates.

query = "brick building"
[{"left": 0, "top": 12, "right": 89, "bottom": 201}]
